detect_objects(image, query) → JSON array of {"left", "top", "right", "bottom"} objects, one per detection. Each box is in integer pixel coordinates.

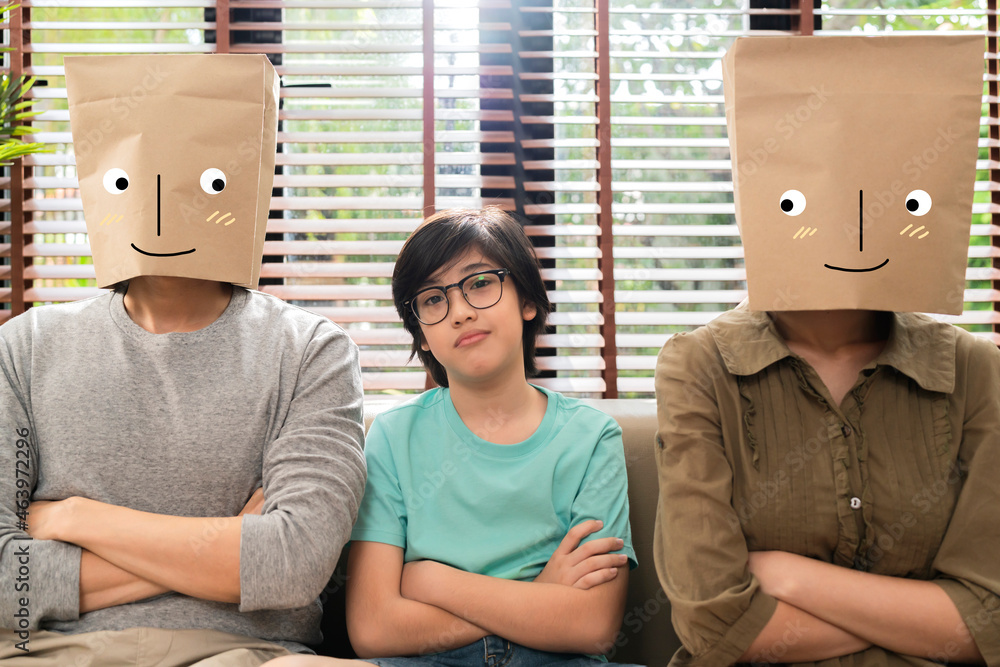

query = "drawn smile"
[
  {"left": 823, "top": 259, "right": 889, "bottom": 273},
  {"left": 131, "top": 243, "right": 196, "bottom": 258}
]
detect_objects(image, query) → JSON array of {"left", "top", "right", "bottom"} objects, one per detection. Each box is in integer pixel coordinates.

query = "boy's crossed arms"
[
  {"left": 347, "top": 519, "right": 629, "bottom": 659},
  {"left": 261, "top": 520, "right": 628, "bottom": 667}
]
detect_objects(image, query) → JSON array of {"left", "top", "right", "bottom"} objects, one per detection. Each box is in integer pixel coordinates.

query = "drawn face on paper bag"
[
  {"left": 723, "top": 36, "right": 983, "bottom": 314},
  {"left": 66, "top": 55, "right": 279, "bottom": 289}
]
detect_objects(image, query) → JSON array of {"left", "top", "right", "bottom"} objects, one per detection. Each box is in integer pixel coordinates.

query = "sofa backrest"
[
  {"left": 316, "top": 398, "right": 682, "bottom": 665},
  {"left": 582, "top": 399, "right": 681, "bottom": 665}
]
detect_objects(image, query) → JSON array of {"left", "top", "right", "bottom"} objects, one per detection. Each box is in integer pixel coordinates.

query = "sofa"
[{"left": 313, "top": 398, "right": 683, "bottom": 666}]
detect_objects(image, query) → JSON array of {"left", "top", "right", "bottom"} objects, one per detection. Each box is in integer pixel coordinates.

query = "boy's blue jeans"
[{"left": 360, "top": 636, "right": 645, "bottom": 667}]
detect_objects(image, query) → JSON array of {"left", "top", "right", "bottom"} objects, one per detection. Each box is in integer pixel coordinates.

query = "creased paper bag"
[
  {"left": 723, "top": 36, "right": 983, "bottom": 314},
  {"left": 66, "top": 54, "right": 279, "bottom": 289}
]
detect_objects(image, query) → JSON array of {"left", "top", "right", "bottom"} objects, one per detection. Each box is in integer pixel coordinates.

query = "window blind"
[{"left": 2, "top": 0, "right": 993, "bottom": 398}]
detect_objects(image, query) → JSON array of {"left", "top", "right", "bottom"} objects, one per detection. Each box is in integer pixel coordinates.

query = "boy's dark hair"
[{"left": 392, "top": 208, "right": 551, "bottom": 388}]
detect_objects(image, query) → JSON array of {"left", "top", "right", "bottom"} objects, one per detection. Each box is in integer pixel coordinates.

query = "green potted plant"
[{"left": 1, "top": 3, "right": 48, "bottom": 164}]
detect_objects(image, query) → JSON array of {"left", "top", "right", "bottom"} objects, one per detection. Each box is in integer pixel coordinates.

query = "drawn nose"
[
  {"left": 157, "top": 174, "right": 162, "bottom": 237},
  {"left": 858, "top": 189, "right": 863, "bottom": 252}
]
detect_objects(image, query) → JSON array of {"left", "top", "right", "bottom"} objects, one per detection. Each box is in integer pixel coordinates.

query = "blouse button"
[
  {"left": 850, "top": 496, "right": 862, "bottom": 510},
  {"left": 842, "top": 424, "right": 853, "bottom": 437}
]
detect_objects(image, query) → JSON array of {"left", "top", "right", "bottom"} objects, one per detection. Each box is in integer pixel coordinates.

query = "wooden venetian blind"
[
  {"left": 606, "top": 0, "right": 798, "bottom": 396},
  {"left": 1, "top": 0, "right": 995, "bottom": 397}
]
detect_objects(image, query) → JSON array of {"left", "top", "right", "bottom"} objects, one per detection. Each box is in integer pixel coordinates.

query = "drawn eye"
[
  {"left": 103, "top": 168, "right": 130, "bottom": 195},
  {"left": 779, "top": 190, "right": 806, "bottom": 216},
  {"left": 200, "top": 168, "right": 227, "bottom": 195},
  {"left": 904, "top": 190, "right": 932, "bottom": 217}
]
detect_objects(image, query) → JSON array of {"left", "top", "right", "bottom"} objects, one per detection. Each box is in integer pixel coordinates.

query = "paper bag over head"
[
  {"left": 722, "top": 36, "right": 983, "bottom": 314},
  {"left": 66, "top": 54, "right": 279, "bottom": 289}
]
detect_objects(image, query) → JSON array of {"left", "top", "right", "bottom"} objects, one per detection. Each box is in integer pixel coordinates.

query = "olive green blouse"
[{"left": 653, "top": 307, "right": 1000, "bottom": 667}]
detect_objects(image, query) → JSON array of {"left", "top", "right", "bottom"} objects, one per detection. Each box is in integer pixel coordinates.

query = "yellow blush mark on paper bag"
[
  {"left": 206, "top": 210, "right": 235, "bottom": 226},
  {"left": 900, "top": 224, "right": 930, "bottom": 239}
]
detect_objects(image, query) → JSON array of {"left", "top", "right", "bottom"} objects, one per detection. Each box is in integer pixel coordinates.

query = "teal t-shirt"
[{"left": 351, "top": 385, "right": 637, "bottom": 580}]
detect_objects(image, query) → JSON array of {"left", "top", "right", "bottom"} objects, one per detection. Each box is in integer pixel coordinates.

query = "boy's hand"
[
  {"left": 238, "top": 488, "right": 265, "bottom": 516},
  {"left": 534, "top": 520, "right": 628, "bottom": 590}
]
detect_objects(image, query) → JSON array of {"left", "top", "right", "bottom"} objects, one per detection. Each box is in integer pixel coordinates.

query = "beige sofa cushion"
[{"left": 581, "top": 399, "right": 680, "bottom": 665}]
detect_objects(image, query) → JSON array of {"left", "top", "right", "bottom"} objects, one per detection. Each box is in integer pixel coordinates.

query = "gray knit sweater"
[{"left": 0, "top": 286, "right": 366, "bottom": 652}]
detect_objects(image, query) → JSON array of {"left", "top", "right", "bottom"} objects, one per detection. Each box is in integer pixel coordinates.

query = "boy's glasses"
[{"left": 405, "top": 268, "right": 510, "bottom": 325}]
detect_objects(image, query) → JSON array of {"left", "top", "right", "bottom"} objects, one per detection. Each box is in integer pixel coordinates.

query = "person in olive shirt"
[
  {"left": 655, "top": 308, "right": 999, "bottom": 666},
  {"left": 653, "top": 36, "right": 998, "bottom": 667}
]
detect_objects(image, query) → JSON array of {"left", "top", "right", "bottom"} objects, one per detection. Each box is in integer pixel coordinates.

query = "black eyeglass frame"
[{"left": 404, "top": 268, "right": 511, "bottom": 325}]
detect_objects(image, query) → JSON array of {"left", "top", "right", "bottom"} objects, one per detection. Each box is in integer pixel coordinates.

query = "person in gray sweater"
[
  {"left": 0, "top": 276, "right": 366, "bottom": 664},
  {"left": 0, "top": 54, "right": 367, "bottom": 666}
]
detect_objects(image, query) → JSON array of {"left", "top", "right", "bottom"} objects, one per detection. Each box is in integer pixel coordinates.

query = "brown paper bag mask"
[
  {"left": 66, "top": 55, "right": 279, "bottom": 289},
  {"left": 723, "top": 36, "right": 983, "bottom": 314}
]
